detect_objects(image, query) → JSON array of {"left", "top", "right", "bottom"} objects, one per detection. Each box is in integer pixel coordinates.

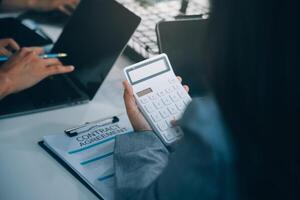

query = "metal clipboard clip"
[{"left": 64, "top": 116, "right": 119, "bottom": 137}]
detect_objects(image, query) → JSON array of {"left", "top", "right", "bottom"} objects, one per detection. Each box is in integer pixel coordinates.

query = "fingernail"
[{"left": 69, "top": 66, "right": 75, "bottom": 70}]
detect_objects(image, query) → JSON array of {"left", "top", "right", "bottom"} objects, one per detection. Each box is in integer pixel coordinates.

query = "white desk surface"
[{"left": 0, "top": 13, "right": 134, "bottom": 200}]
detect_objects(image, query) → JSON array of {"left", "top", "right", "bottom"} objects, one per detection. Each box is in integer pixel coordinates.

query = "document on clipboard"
[{"left": 39, "top": 114, "right": 133, "bottom": 200}]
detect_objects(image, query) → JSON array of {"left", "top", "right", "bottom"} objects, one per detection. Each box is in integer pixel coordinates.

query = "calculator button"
[
  {"left": 176, "top": 102, "right": 185, "bottom": 111},
  {"left": 170, "top": 93, "right": 180, "bottom": 102},
  {"left": 158, "top": 91, "right": 165, "bottom": 97},
  {"left": 144, "top": 104, "right": 155, "bottom": 113},
  {"left": 183, "top": 98, "right": 192, "bottom": 105},
  {"left": 172, "top": 85, "right": 179, "bottom": 90},
  {"left": 140, "top": 98, "right": 149, "bottom": 104},
  {"left": 153, "top": 100, "right": 163, "bottom": 109},
  {"left": 148, "top": 94, "right": 158, "bottom": 100},
  {"left": 161, "top": 96, "right": 172, "bottom": 105},
  {"left": 159, "top": 109, "right": 170, "bottom": 119},
  {"left": 151, "top": 112, "right": 162, "bottom": 122},
  {"left": 164, "top": 132, "right": 175, "bottom": 141},
  {"left": 168, "top": 78, "right": 177, "bottom": 84},
  {"left": 177, "top": 90, "right": 186, "bottom": 98},
  {"left": 172, "top": 84, "right": 182, "bottom": 90},
  {"left": 170, "top": 113, "right": 181, "bottom": 122},
  {"left": 173, "top": 115, "right": 181, "bottom": 122},
  {"left": 168, "top": 105, "right": 178, "bottom": 115},
  {"left": 166, "top": 119, "right": 174, "bottom": 128},
  {"left": 174, "top": 127, "right": 183, "bottom": 137},
  {"left": 165, "top": 87, "right": 173, "bottom": 93},
  {"left": 157, "top": 121, "right": 168, "bottom": 131}
]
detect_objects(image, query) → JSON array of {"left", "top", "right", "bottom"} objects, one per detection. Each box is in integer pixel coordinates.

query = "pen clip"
[{"left": 64, "top": 116, "right": 119, "bottom": 137}]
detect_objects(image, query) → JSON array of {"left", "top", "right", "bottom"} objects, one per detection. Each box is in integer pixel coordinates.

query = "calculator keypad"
[
  {"left": 161, "top": 96, "right": 172, "bottom": 105},
  {"left": 159, "top": 109, "right": 169, "bottom": 119},
  {"left": 139, "top": 81, "right": 192, "bottom": 143},
  {"left": 144, "top": 103, "right": 155, "bottom": 113}
]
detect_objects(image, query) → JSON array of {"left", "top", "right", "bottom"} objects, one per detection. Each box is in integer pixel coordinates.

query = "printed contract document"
[{"left": 41, "top": 114, "right": 133, "bottom": 200}]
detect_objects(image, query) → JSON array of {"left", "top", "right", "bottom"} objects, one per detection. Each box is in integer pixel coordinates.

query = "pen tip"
[{"left": 59, "top": 53, "right": 67, "bottom": 57}]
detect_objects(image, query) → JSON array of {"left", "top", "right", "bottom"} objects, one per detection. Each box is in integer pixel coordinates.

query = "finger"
[
  {"left": 0, "top": 47, "right": 12, "bottom": 56},
  {"left": 123, "top": 85, "right": 135, "bottom": 107},
  {"left": 123, "top": 81, "right": 139, "bottom": 113},
  {"left": 5, "top": 47, "right": 31, "bottom": 63},
  {"left": 65, "top": 2, "right": 77, "bottom": 10},
  {"left": 123, "top": 80, "right": 134, "bottom": 96},
  {"left": 63, "top": 0, "right": 79, "bottom": 6},
  {"left": 171, "top": 120, "right": 177, "bottom": 126},
  {"left": 18, "top": 48, "right": 33, "bottom": 57},
  {"left": 183, "top": 85, "right": 190, "bottom": 92},
  {"left": 29, "top": 47, "right": 44, "bottom": 55},
  {"left": 70, "top": 0, "right": 80, "bottom": 4},
  {"left": 22, "top": 50, "right": 38, "bottom": 63},
  {"left": 44, "top": 58, "right": 62, "bottom": 66},
  {"left": 6, "top": 39, "right": 20, "bottom": 51},
  {"left": 46, "top": 65, "right": 75, "bottom": 76},
  {"left": 177, "top": 76, "right": 182, "bottom": 83},
  {"left": 58, "top": 5, "right": 73, "bottom": 15}
]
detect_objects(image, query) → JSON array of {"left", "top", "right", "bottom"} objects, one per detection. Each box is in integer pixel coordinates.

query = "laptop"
[
  {"left": 0, "top": 17, "right": 53, "bottom": 47},
  {"left": 156, "top": 18, "right": 209, "bottom": 96},
  {"left": 0, "top": 0, "right": 141, "bottom": 119}
]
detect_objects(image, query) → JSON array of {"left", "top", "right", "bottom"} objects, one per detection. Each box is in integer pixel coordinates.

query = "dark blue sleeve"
[{"left": 114, "top": 97, "right": 236, "bottom": 200}]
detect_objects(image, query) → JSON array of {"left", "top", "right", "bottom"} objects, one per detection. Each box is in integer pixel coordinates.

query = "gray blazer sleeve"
[
  {"left": 114, "top": 131, "right": 169, "bottom": 200},
  {"left": 114, "top": 97, "right": 236, "bottom": 200}
]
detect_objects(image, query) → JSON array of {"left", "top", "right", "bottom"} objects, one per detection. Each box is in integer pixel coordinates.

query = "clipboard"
[
  {"left": 38, "top": 114, "right": 133, "bottom": 200},
  {"left": 38, "top": 141, "right": 104, "bottom": 200},
  {"left": 64, "top": 116, "right": 119, "bottom": 137}
]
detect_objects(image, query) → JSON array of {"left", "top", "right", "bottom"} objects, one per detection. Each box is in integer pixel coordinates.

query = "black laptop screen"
[{"left": 52, "top": 0, "right": 141, "bottom": 98}]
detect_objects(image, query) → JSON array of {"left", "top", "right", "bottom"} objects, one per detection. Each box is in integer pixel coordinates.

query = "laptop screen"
[{"left": 52, "top": 0, "right": 141, "bottom": 98}]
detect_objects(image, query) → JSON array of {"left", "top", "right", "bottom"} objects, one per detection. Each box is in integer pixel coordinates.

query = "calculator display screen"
[
  {"left": 127, "top": 58, "right": 170, "bottom": 85},
  {"left": 137, "top": 88, "right": 153, "bottom": 97}
]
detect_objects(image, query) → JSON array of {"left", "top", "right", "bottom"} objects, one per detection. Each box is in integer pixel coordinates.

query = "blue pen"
[{"left": 0, "top": 53, "right": 67, "bottom": 61}]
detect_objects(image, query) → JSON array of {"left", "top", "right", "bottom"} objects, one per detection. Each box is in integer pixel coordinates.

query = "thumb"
[
  {"left": 123, "top": 81, "right": 139, "bottom": 113},
  {"left": 123, "top": 80, "right": 134, "bottom": 96}
]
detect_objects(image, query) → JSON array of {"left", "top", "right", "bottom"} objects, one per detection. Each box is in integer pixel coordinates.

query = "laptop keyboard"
[
  {"left": 0, "top": 76, "right": 85, "bottom": 117},
  {"left": 29, "top": 76, "right": 85, "bottom": 107},
  {"left": 117, "top": 0, "right": 209, "bottom": 58}
]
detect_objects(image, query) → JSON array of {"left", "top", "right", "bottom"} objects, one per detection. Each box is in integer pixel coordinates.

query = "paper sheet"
[{"left": 43, "top": 114, "right": 133, "bottom": 200}]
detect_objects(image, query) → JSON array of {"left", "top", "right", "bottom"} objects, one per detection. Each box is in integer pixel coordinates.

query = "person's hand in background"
[
  {"left": 1, "top": 0, "right": 80, "bottom": 15},
  {"left": 0, "top": 38, "right": 20, "bottom": 56},
  {"left": 0, "top": 48, "right": 74, "bottom": 99},
  {"left": 123, "top": 77, "right": 189, "bottom": 132}
]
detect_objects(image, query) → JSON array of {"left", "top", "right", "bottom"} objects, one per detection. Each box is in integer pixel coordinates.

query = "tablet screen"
[{"left": 157, "top": 19, "right": 209, "bottom": 96}]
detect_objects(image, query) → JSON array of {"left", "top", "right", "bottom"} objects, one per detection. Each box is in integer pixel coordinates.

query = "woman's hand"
[
  {"left": 123, "top": 77, "right": 189, "bottom": 132},
  {"left": 0, "top": 38, "right": 20, "bottom": 56},
  {"left": 123, "top": 80, "right": 152, "bottom": 132},
  {"left": 29, "top": 0, "right": 80, "bottom": 15},
  {"left": 0, "top": 48, "right": 74, "bottom": 99},
  {"left": 1, "top": 0, "right": 79, "bottom": 15}
]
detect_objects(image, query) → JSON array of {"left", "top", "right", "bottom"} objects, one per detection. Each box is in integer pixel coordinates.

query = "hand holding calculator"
[{"left": 124, "top": 54, "right": 192, "bottom": 145}]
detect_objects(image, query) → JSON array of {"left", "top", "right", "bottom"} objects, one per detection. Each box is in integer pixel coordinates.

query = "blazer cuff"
[{"left": 115, "top": 131, "right": 169, "bottom": 154}]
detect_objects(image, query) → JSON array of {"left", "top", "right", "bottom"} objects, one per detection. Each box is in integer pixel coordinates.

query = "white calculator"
[{"left": 124, "top": 54, "right": 192, "bottom": 145}]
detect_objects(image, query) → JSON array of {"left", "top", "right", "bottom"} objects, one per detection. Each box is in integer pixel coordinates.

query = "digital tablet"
[{"left": 156, "top": 18, "right": 209, "bottom": 96}]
